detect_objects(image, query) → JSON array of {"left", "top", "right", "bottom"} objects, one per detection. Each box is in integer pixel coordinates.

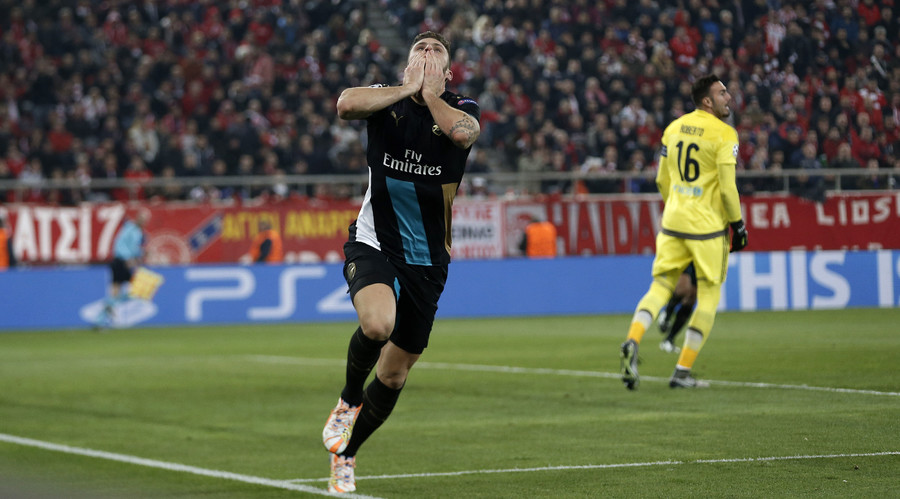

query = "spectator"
[
  {"left": 0, "top": 0, "right": 896, "bottom": 201},
  {"left": 625, "top": 150, "right": 655, "bottom": 193},
  {"left": 155, "top": 166, "right": 185, "bottom": 201},
  {"left": 791, "top": 142, "right": 826, "bottom": 202},
  {"left": 19, "top": 158, "right": 46, "bottom": 203},
  {"left": 127, "top": 115, "right": 160, "bottom": 167},
  {"left": 123, "top": 156, "right": 153, "bottom": 201},
  {"left": 830, "top": 142, "right": 863, "bottom": 188},
  {"left": 822, "top": 127, "right": 845, "bottom": 161},
  {"left": 854, "top": 158, "right": 886, "bottom": 190},
  {"left": 0, "top": 160, "right": 14, "bottom": 201},
  {"left": 852, "top": 126, "right": 882, "bottom": 166}
]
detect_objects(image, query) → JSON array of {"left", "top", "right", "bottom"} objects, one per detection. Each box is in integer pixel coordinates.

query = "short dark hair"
[
  {"left": 413, "top": 31, "right": 451, "bottom": 57},
  {"left": 691, "top": 74, "right": 722, "bottom": 106}
]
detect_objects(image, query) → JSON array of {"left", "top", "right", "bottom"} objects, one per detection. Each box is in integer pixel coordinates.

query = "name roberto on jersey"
[{"left": 382, "top": 149, "right": 442, "bottom": 176}]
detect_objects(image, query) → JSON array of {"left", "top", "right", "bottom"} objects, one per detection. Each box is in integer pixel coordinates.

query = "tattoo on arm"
[{"left": 449, "top": 117, "right": 478, "bottom": 148}]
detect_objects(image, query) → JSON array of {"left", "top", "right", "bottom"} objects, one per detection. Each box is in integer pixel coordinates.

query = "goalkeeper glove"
[{"left": 730, "top": 220, "right": 748, "bottom": 253}]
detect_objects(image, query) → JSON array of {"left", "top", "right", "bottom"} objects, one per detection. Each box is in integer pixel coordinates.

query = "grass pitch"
[{"left": 1, "top": 309, "right": 899, "bottom": 498}]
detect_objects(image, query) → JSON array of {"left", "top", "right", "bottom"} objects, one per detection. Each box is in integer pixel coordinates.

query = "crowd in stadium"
[{"left": 0, "top": 0, "right": 897, "bottom": 204}]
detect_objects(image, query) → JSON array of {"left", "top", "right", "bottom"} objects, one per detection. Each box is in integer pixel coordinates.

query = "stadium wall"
[
  {"left": 1, "top": 250, "right": 898, "bottom": 331},
  {"left": 3, "top": 192, "right": 899, "bottom": 266}
]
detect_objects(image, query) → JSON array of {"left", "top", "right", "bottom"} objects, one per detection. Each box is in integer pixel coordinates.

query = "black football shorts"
[
  {"left": 342, "top": 241, "right": 448, "bottom": 354},
  {"left": 110, "top": 257, "right": 133, "bottom": 284}
]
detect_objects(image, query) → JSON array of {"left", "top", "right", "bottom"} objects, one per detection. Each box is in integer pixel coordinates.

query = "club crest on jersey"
[
  {"left": 432, "top": 123, "right": 443, "bottom": 136},
  {"left": 391, "top": 111, "right": 404, "bottom": 126}
]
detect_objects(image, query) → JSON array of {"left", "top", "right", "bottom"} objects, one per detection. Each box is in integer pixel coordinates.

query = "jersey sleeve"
[
  {"left": 718, "top": 128, "right": 742, "bottom": 223},
  {"left": 655, "top": 133, "right": 672, "bottom": 203},
  {"left": 451, "top": 95, "right": 481, "bottom": 122},
  {"left": 717, "top": 128, "right": 739, "bottom": 167}
]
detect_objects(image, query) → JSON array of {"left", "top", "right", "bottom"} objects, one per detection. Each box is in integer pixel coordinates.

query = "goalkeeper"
[{"left": 617, "top": 74, "right": 749, "bottom": 389}]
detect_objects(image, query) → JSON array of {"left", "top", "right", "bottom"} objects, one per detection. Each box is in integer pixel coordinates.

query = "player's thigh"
[
  {"left": 343, "top": 242, "right": 397, "bottom": 338},
  {"left": 651, "top": 233, "right": 692, "bottom": 285},
  {"left": 353, "top": 284, "right": 397, "bottom": 338},
  {"left": 390, "top": 263, "right": 447, "bottom": 355},
  {"left": 687, "top": 236, "right": 730, "bottom": 285}
]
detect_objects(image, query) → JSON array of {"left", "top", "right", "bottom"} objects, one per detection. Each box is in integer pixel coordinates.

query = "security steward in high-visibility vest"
[
  {"left": 249, "top": 220, "right": 284, "bottom": 263},
  {"left": 0, "top": 217, "right": 16, "bottom": 271},
  {"left": 518, "top": 216, "right": 558, "bottom": 258}
]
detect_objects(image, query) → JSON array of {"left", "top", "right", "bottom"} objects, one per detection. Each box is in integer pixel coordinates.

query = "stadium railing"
[{"left": 0, "top": 168, "right": 896, "bottom": 202}]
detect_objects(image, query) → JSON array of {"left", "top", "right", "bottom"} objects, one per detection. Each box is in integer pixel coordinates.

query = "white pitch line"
[
  {"left": 246, "top": 355, "right": 900, "bottom": 397},
  {"left": 0, "top": 433, "right": 382, "bottom": 499},
  {"left": 288, "top": 451, "right": 900, "bottom": 484}
]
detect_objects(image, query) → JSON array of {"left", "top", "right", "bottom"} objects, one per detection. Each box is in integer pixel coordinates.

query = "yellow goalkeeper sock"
[
  {"left": 626, "top": 314, "right": 650, "bottom": 344},
  {"left": 627, "top": 279, "right": 675, "bottom": 343},
  {"left": 675, "top": 328, "right": 704, "bottom": 370}
]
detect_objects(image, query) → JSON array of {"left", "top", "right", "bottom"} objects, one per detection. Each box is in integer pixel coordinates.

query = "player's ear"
[{"left": 445, "top": 69, "right": 453, "bottom": 82}]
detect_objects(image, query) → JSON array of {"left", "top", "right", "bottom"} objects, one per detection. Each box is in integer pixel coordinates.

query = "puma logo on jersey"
[{"left": 432, "top": 124, "right": 443, "bottom": 136}]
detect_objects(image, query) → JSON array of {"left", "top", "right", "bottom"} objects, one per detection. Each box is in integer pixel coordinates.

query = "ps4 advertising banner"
[{"left": 1, "top": 250, "right": 898, "bottom": 331}]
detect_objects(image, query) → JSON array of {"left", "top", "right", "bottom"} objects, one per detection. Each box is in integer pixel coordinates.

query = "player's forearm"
[
  {"left": 336, "top": 85, "right": 417, "bottom": 120},
  {"left": 423, "top": 93, "right": 480, "bottom": 149}
]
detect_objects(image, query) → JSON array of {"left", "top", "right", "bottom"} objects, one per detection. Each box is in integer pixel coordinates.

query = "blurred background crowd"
[{"left": 0, "top": 0, "right": 897, "bottom": 204}]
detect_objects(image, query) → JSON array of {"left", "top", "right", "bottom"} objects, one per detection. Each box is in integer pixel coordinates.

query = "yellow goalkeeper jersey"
[{"left": 656, "top": 109, "right": 743, "bottom": 238}]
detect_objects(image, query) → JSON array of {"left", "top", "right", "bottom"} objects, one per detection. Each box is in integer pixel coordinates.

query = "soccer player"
[
  {"left": 657, "top": 264, "right": 697, "bottom": 353},
  {"left": 321, "top": 31, "right": 480, "bottom": 493},
  {"left": 619, "top": 74, "right": 748, "bottom": 390},
  {"left": 95, "top": 208, "right": 150, "bottom": 327}
]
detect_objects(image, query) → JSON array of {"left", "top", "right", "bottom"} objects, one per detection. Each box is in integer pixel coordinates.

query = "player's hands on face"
[
  {"left": 403, "top": 52, "right": 425, "bottom": 94},
  {"left": 421, "top": 52, "right": 446, "bottom": 99}
]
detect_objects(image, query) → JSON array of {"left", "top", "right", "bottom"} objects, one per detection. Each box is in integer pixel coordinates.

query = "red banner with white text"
[
  {"left": 2, "top": 192, "right": 899, "bottom": 265},
  {"left": 1, "top": 200, "right": 362, "bottom": 265},
  {"left": 502, "top": 192, "right": 900, "bottom": 256}
]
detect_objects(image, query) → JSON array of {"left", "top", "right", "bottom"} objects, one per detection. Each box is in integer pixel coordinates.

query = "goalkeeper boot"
[
  {"left": 620, "top": 339, "right": 639, "bottom": 390},
  {"left": 323, "top": 398, "right": 361, "bottom": 454},
  {"left": 669, "top": 368, "right": 710, "bottom": 389},
  {"left": 328, "top": 453, "right": 356, "bottom": 493}
]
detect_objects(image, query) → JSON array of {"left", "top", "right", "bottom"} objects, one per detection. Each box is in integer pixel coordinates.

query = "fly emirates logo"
[{"left": 383, "top": 149, "right": 442, "bottom": 176}]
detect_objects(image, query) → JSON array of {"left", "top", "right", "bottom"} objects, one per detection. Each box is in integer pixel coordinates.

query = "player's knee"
[
  {"left": 359, "top": 314, "right": 395, "bottom": 341},
  {"left": 639, "top": 280, "right": 674, "bottom": 316},
  {"left": 377, "top": 369, "right": 408, "bottom": 390}
]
